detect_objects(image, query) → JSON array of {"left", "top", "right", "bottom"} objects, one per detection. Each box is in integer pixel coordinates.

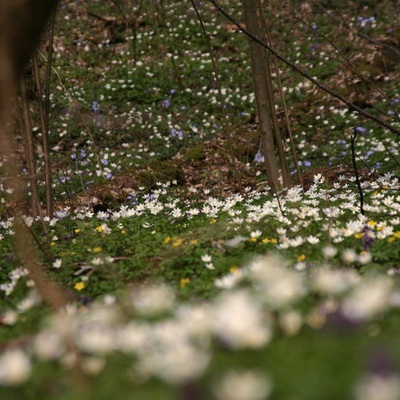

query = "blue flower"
[
  {"left": 361, "top": 226, "right": 374, "bottom": 250},
  {"left": 254, "top": 151, "right": 264, "bottom": 163},
  {"left": 170, "top": 128, "right": 183, "bottom": 139},
  {"left": 92, "top": 101, "right": 100, "bottom": 115},
  {"left": 356, "top": 126, "right": 367, "bottom": 135},
  {"left": 161, "top": 99, "right": 171, "bottom": 108}
]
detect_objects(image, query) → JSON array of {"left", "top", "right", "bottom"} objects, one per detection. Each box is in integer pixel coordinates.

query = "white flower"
[
  {"left": 201, "top": 254, "right": 212, "bottom": 263},
  {"left": 307, "top": 235, "right": 320, "bottom": 244},
  {"left": 91, "top": 257, "right": 104, "bottom": 266},
  {"left": 250, "top": 230, "right": 262, "bottom": 239},
  {"left": 81, "top": 357, "right": 105, "bottom": 375},
  {"left": 132, "top": 284, "right": 175, "bottom": 316},
  {"left": 214, "top": 369, "right": 272, "bottom": 400},
  {"left": 342, "top": 248, "right": 357, "bottom": 263},
  {"left": 34, "top": 329, "right": 65, "bottom": 360},
  {"left": 137, "top": 341, "right": 210, "bottom": 384},
  {"left": 343, "top": 277, "right": 393, "bottom": 321},
  {"left": 76, "top": 324, "right": 115, "bottom": 355},
  {"left": 279, "top": 311, "right": 302, "bottom": 336},
  {"left": 354, "top": 374, "right": 400, "bottom": 400},
  {"left": 0, "top": 349, "right": 31, "bottom": 385},
  {"left": 225, "top": 236, "right": 247, "bottom": 248},
  {"left": 17, "top": 290, "right": 41, "bottom": 312},
  {"left": 215, "top": 269, "right": 244, "bottom": 289},
  {"left": 276, "top": 227, "right": 286, "bottom": 236},
  {"left": 313, "top": 173, "right": 325, "bottom": 184},
  {"left": 52, "top": 259, "right": 62, "bottom": 269},
  {"left": 322, "top": 245, "right": 337, "bottom": 259},
  {"left": 23, "top": 216, "right": 34, "bottom": 227},
  {"left": 211, "top": 290, "right": 272, "bottom": 349},
  {"left": 174, "top": 304, "right": 212, "bottom": 338},
  {"left": 358, "top": 252, "right": 372, "bottom": 265},
  {"left": 248, "top": 255, "right": 306, "bottom": 308},
  {"left": 313, "top": 268, "right": 360, "bottom": 295},
  {"left": 116, "top": 322, "right": 151, "bottom": 353},
  {"left": 171, "top": 208, "right": 182, "bottom": 218},
  {"left": 205, "top": 263, "right": 215, "bottom": 270},
  {"left": 288, "top": 236, "right": 304, "bottom": 247},
  {"left": 2, "top": 310, "right": 18, "bottom": 325}
]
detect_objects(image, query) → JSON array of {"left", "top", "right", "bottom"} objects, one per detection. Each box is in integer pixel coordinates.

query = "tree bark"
[
  {"left": 0, "top": 0, "right": 66, "bottom": 309},
  {"left": 242, "top": 0, "right": 281, "bottom": 191}
]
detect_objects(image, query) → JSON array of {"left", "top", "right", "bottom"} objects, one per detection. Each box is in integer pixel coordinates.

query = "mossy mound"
[
  {"left": 137, "top": 160, "right": 186, "bottom": 187},
  {"left": 183, "top": 144, "right": 206, "bottom": 162}
]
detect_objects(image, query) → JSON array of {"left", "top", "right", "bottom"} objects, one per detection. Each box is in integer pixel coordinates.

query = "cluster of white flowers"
[{"left": 1, "top": 251, "right": 399, "bottom": 391}]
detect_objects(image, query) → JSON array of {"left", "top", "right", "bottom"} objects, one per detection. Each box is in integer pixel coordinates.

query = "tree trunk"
[
  {"left": 242, "top": 0, "right": 281, "bottom": 191},
  {"left": 0, "top": 0, "right": 66, "bottom": 309}
]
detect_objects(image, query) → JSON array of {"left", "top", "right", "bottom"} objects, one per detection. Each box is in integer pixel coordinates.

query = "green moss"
[
  {"left": 137, "top": 160, "right": 185, "bottom": 187},
  {"left": 183, "top": 144, "right": 206, "bottom": 162}
]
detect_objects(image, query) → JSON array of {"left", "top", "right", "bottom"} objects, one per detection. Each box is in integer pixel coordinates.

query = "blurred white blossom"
[
  {"left": 249, "top": 255, "right": 306, "bottom": 308},
  {"left": 354, "top": 375, "right": 400, "bottom": 400},
  {"left": 212, "top": 290, "right": 271, "bottom": 349},
  {"left": 214, "top": 369, "right": 272, "bottom": 400},
  {"left": 343, "top": 277, "right": 393, "bottom": 321},
  {"left": 0, "top": 349, "right": 31, "bottom": 386},
  {"left": 132, "top": 284, "right": 175, "bottom": 316}
]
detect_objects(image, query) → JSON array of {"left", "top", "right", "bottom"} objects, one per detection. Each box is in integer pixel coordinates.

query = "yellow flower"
[
  {"left": 262, "top": 238, "right": 271, "bottom": 243},
  {"left": 74, "top": 229, "right": 81, "bottom": 234},
  {"left": 95, "top": 226, "right": 103, "bottom": 233},
  {"left": 249, "top": 237, "right": 257, "bottom": 242},
  {"left": 74, "top": 282, "right": 85, "bottom": 291},
  {"left": 163, "top": 236, "right": 171, "bottom": 244},
  {"left": 367, "top": 220, "right": 377, "bottom": 227},
  {"left": 190, "top": 239, "right": 198, "bottom": 245},
  {"left": 297, "top": 254, "right": 306, "bottom": 262},
  {"left": 270, "top": 238, "right": 278, "bottom": 244},
  {"left": 121, "top": 230, "right": 126, "bottom": 234},
  {"left": 229, "top": 266, "right": 239, "bottom": 273},
  {"left": 92, "top": 247, "right": 103, "bottom": 253},
  {"left": 210, "top": 218, "right": 217, "bottom": 224},
  {"left": 180, "top": 278, "right": 190, "bottom": 288},
  {"left": 172, "top": 238, "right": 184, "bottom": 247},
  {"left": 394, "top": 231, "right": 400, "bottom": 239},
  {"left": 388, "top": 237, "right": 396, "bottom": 243},
  {"left": 354, "top": 233, "right": 364, "bottom": 239}
]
